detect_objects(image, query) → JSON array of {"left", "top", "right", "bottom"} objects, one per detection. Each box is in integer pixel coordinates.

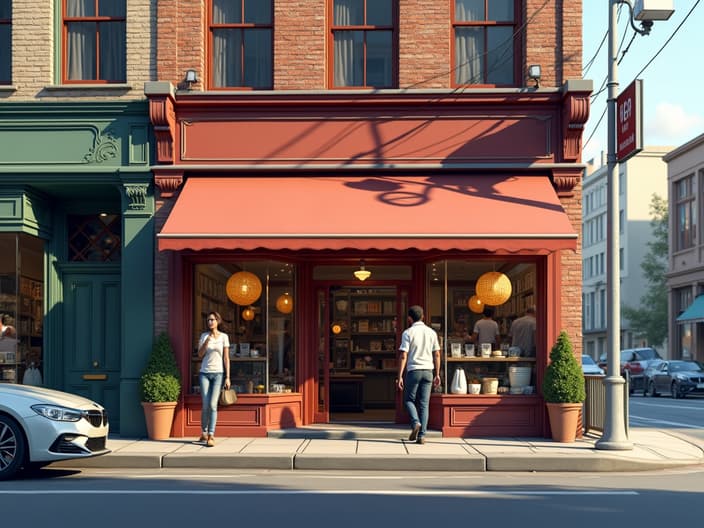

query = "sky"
[{"left": 581, "top": 0, "right": 704, "bottom": 166}]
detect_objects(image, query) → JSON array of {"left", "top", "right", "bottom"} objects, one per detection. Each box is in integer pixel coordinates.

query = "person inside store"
[
  {"left": 471, "top": 307, "right": 500, "bottom": 348},
  {"left": 509, "top": 305, "right": 536, "bottom": 357},
  {"left": 450, "top": 320, "right": 472, "bottom": 343},
  {"left": 396, "top": 305, "right": 441, "bottom": 445},
  {"left": 0, "top": 313, "right": 16, "bottom": 338},
  {"left": 197, "top": 311, "right": 231, "bottom": 447}
]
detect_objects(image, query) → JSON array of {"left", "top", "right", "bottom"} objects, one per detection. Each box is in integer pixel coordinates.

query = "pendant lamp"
[
  {"left": 476, "top": 271, "right": 512, "bottom": 306},
  {"left": 353, "top": 260, "right": 371, "bottom": 281},
  {"left": 276, "top": 293, "right": 294, "bottom": 314},
  {"left": 241, "top": 307, "right": 255, "bottom": 321},
  {"left": 468, "top": 295, "right": 484, "bottom": 314},
  {"left": 226, "top": 271, "right": 262, "bottom": 306}
]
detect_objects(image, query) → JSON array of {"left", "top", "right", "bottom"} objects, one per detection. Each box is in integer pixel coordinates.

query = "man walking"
[{"left": 396, "top": 305, "right": 440, "bottom": 444}]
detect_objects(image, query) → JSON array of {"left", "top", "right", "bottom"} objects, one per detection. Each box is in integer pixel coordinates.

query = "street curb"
[
  {"left": 52, "top": 454, "right": 163, "bottom": 469},
  {"left": 163, "top": 454, "right": 294, "bottom": 470},
  {"left": 485, "top": 455, "right": 699, "bottom": 472},
  {"left": 293, "top": 454, "right": 486, "bottom": 471}
]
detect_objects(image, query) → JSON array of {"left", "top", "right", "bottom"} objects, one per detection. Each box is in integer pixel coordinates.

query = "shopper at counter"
[
  {"left": 197, "top": 311, "right": 231, "bottom": 447},
  {"left": 471, "top": 307, "right": 500, "bottom": 348},
  {"left": 396, "top": 305, "right": 441, "bottom": 445},
  {"left": 509, "top": 306, "right": 536, "bottom": 356}
]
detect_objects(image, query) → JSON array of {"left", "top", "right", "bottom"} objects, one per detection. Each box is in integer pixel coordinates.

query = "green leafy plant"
[
  {"left": 542, "top": 331, "right": 585, "bottom": 404},
  {"left": 140, "top": 332, "right": 181, "bottom": 403}
]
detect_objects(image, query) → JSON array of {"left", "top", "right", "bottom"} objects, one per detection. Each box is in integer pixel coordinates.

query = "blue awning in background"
[{"left": 676, "top": 295, "right": 704, "bottom": 323}]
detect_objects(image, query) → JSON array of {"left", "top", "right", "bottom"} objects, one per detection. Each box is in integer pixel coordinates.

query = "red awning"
[{"left": 158, "top": 175, "right": 577, "bottom": 252}]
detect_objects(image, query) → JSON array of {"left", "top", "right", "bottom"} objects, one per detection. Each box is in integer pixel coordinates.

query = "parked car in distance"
[
  {"left": 644, "top": 360, "right": 704, "bottom": 399},
  {"left": 581, "top": 354, "right": 605, "bottom": 375},
  {"left": 598, "top": 347, "right": 663, "bottom": 394},
  {"left": 0, "top": 384, "right": 110, "bottom": 480}
]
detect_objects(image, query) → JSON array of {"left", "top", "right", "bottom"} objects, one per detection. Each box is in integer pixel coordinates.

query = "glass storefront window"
[
  {"left": 192, "top": 260, "right": 295, "bottom": 394},
  {"left": 0, "top": 233, "right": 44, "bottom": 385},
  {"left": 426, "top": 259, "right": 536, "bottom": 394}
]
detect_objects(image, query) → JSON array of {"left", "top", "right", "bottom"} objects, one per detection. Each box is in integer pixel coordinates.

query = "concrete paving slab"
[
  {"left": 356, "top": 439, "right": 408, "bottom": 454},
  {"left": 239, "top": 438, "right": 307, "bottom": 454},
  {"left": 293, "top": 454, "right": 484, "bottom": 471},
  {"left": 302, "top": 439, "right": 358, "bottom": 454}
]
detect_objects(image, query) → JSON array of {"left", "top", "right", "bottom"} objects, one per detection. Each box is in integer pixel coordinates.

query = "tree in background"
[{"left": 622, "top": 194, "right": 668, "bottom": 348}]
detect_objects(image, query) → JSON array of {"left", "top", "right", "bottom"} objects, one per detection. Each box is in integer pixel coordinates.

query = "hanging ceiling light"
[
  {"left": 241, "top": 307, "right": 255, "bottom": 321},
  {"left": 468, "top": 295, "right": 485, "bottom": 314},
  {"left": 226, "top": 271, "right": 262, "bottom": 306},
  {"left": 476, "top": 271, "right": 512, "bottom": 306},
  {"left": 353, "top": 260, "right": 371, "bottom": 281},
  {"left": 275, "top": 292, "right": 293, "bottom": 314}
]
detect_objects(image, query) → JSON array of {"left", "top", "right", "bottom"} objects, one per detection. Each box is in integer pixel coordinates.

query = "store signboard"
[{"left": 616, "top": 79, "right": 643, "bottom": 162}]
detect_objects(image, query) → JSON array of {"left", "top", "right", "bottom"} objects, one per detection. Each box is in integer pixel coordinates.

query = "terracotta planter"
[
  {"left": 142, "top": 401, "right": 177, "bottom": 440},
  {"left": 546, "top": 402, "right": 582, "bottom": 442}
]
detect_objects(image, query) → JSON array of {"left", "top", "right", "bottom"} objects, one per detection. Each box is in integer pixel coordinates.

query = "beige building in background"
[
  {"left": 582, "top": 147, "right": 671, "bottom": 360},
  {"left": 665, "top": 133, "right": 704, "bottom": 362}
]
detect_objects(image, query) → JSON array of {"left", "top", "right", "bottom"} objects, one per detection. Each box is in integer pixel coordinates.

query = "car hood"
[{"left": 0, "top": 384, "right": 104, "bottom": 410}]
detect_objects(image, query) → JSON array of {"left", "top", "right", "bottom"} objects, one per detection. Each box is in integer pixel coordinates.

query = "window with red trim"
[
  {"left": 209, "top": 0, "right": 273, "bottom": 89},
  {"left": 62, "top": 0, "right": 126, "bottom": 83},
  {"left": 452, "top": 0, "right": 518, "bottom": 86},
  {"left": 330, "top": 0, "right": 396, "bottom": 88},
  {"left": 0, "top": 0, "right": 10, "bottom": 84}
]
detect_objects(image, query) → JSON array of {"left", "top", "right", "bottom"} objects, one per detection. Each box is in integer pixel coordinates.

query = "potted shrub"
[
  {"left": 542, "top": 331, "right": 585, "bottom": 442},
  {"left": 140, "top": 332, "right": 181, "bottom": 440}
]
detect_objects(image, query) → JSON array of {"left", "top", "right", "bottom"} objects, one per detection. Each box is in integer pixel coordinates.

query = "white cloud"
[{"left": 645, "top": 102, "right": 704, "bottom": 147}]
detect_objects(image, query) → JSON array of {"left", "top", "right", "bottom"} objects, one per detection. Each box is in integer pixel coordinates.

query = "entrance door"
[
  {"left": 63, "top": 272, "right": 121, "bottom": 431},
  {"left": 326, "top": 285, "right": 402, "bottom": 421}
]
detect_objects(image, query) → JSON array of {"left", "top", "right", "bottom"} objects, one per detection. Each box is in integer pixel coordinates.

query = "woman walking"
[{"left": 197, "top": 311, "right": 230, "bottom": 446}]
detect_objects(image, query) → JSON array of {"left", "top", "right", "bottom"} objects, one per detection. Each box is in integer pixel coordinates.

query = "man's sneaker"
[
  {"left": 206, "top": 435, "right": 215, "bottom": 447},
  {"left": 408, "top": 423, "right": 421, "bottom": 441},
  {"left": 416, "top": 436, "right": 425, "bottom": 445},
  {"left": 199, "top": 432, "right": 208, "bottom": 442}
]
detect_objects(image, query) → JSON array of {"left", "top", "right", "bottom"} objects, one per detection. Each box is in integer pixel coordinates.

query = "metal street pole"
[
  {"left": 596, "top": 0, "right": 631, "bottom": 450},
  {"left": 595, "top": 0, "right": 673, "bottom": 450}
]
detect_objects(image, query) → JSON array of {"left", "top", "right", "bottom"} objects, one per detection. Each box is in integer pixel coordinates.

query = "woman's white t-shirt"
[{"left": 198, "top": 332, "right": 230, "bottom": 374}]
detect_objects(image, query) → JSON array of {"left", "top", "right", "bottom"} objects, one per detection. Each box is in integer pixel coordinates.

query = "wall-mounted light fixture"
[
  {"left": 528, "top": 64, "right": 541, "bottom": 88},
  {"left": 185, "top": 69, "right": 198, "bottom": 89},
  {"left": 353, "top": 260, "right": 371, "bottom": 281}
]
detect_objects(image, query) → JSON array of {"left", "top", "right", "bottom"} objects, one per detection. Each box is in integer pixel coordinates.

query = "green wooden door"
[{"left": 63, "top": 272, "right": 121, "bottom": 432}]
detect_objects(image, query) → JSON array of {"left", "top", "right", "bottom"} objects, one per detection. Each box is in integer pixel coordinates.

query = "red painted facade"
[{"left": 149, "top": 1, "right": 588, "bottom": 438}]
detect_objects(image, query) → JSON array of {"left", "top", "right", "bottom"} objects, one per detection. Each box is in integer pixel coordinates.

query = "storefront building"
[
  {"left": 149, "top": 0, "right": 589, "bottom": 438},
  {"left": 0, "top": 1, "right": 156, "bottom": 436}
]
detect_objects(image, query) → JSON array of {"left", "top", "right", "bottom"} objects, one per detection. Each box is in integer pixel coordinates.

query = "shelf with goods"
[
  {"left": 494, "top": 267, "right": 536, "bottom": 336},
  {"left": 443, "top": 353, "right": 536, "bottom": 396}
]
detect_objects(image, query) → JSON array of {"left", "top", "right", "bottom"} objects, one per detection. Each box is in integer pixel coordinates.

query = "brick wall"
[
  {"left": 560, "top": 180, "right": 584, "bottom": 354},
  {"left": 9, "top": 0, "right": 155, "bottom": 100},
  {"left": 154, "top": 195, "right": 174, "bottom": 336}
]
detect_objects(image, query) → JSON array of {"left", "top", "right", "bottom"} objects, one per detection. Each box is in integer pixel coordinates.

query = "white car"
[
  {"left": 581, "top": 354, "right": 605, "bottom": 376},
  {"left": 0, "top": 384, "right": 110, "bottom": 480}
]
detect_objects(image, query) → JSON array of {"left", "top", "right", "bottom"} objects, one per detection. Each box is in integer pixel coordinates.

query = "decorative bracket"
[
  {"left": 551, "top": 168, "right": 581, "bottom": 198},
  {"left": 562, "top": 89, "right": 591, "bottom": 163},
  {"left": 124, "top": 183, "right": 149, "bottom": 210},
  {"left": 154, "top": 169, "right": 183, "bottom": 199},
  {"left": 148, "top": 94, "right": 176, "bottom": 164}
]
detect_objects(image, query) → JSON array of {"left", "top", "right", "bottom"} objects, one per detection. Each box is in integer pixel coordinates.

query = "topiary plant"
[
  {"left": 542, "top": 331, "right": 585, "bottom": 403},
  {"left": 140, "top": 332, "right": 181, "bottom": 403}
]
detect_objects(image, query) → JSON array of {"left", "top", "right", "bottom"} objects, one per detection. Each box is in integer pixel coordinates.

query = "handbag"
[{"left": 219, "top": 388, "right": 238, "bottom": 406}]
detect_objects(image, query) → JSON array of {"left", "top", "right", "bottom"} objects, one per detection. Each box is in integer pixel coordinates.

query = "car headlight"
[{"left": 31, "top": 404, "right": 84, "bottom": 422}]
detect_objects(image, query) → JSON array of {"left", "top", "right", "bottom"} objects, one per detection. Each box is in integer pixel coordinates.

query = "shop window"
[
  {"left": 209, "top": 0, "right": 273, "bottom": 89},
  {"left": 330, "top": 0, "right": 397, "bottom": 88},
  {"left": 675, "top": 174, "right": 696, "bottom": 251},
  {"left": 192, "top": 260, "right": 295, "bottom": 395},
  {"left": 0, "top": 0, "right": 11, "bottom": 84},
  {"left": 426, "top": 259, "right": 536, "bottom": 395},
  {"left": 0, "top": 234, "right": 45, "bottom": 386},
  {"left": 62, "top": 0, "right": 126, "bottom": 83},
  {"left": 452, "top": 0, "right": 518, "bottom": 86},
  {"left": 68, "top": 214, "right": 122, "bottom": 262}
]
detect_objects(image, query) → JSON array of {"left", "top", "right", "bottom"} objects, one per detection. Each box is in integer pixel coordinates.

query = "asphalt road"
[
  {"left": 1, "top": 466, "right": 702, "bottom": 527},
  {"left": 629, "top": 392, "right": 704, "bottom": 443}
]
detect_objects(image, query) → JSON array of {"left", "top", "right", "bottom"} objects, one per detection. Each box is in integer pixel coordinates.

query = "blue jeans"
[
  {"left": 199, "top": 372, "right": 223, "bottom": 435},
  {"left": 403, "top": 369, "right": 433, "bottom": 438}
]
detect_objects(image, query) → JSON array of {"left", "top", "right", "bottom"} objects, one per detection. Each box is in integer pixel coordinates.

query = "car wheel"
[
  {"left": 671, "top": 382, "right": 681, "bottom": 399},
  {"left": 0, "top": 415, "right": 27, "bottom": 481},
  {"left": 648, "top": 381, "right": 659, "bottom": 397}
]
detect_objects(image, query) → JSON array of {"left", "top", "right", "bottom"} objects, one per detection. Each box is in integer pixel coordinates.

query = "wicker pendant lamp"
[
  {"left": 226, "top": 271, "right": 262, "bottom": 306},
  {"left": 476, "top": 271, "right": 512, "bottom": 306},
  {"left": 241, "top": 307, "right": 255, "bottom": 321},
  {"left": 276, "top": 293, "right": 293, "bottom": 314},
  {"left": 467, "top": 295, "right": 485, "bottom": 313}
]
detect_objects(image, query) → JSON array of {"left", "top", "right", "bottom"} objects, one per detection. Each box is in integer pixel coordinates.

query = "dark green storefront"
[{"left": 0, "top": 101, "right": 154, "bottom": 436}]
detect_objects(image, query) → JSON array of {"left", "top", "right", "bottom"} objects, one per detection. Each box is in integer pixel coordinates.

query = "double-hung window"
[
  {"left": 330, "top": 0, "right": 396, "bottom": 88},
  {"left": 63, "top": 0, "right": 126, "bottom": 83},
  {"left": 209, "top": 0, "right": 273, "bottom": 89},
  {"left": 0, "top": 0, "right": 10, "bottom": 84},
  {"left": 675, "top": 175, "right": 696, "bottom": 251},
  {"left": 452, "top": 0, "right": 518, "bottom": 86}
]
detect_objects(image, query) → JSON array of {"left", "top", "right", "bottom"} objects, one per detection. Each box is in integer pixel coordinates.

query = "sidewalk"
[{"left": 58, "top": 426, "right": 704, "bottom": 472}]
